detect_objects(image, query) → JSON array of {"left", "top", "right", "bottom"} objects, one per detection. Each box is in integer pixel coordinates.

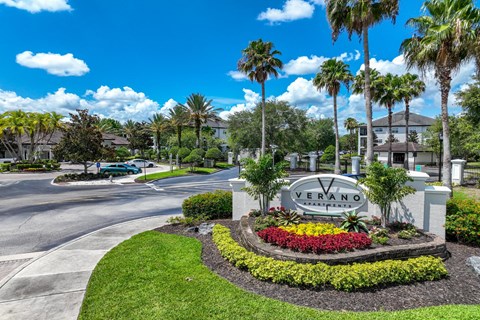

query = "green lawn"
[
  {"left": 215, "top": 162, "right": 236, "bottom": 169},
  {"left": 136, "top": 167, "right": 218, "bottom": 182},
  {"left": 79, "top": 231, "right": 480, "bottom": 320},
  {"left": 452, "top": 186, "right": 480, "bottom": 200}
]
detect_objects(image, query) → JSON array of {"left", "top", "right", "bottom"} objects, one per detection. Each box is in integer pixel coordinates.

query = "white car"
[{"left": 125, "top": 159, "right": 155, "bottom": 168}]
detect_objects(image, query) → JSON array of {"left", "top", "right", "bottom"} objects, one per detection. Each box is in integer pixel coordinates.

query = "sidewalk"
[{"left": 0, "top": 215, "right": 175, "bottom": 320}]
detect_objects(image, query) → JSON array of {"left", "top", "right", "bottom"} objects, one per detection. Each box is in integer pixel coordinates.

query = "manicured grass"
[
  {"left": 453, "top": 186, "right": 480, "bottom": 201},
  {"left": 215, "top": 162, "right": 236, "bottom": 169},
  {"left": 79, "top": 231, "right": 480, "bottom": 320},
  {"left": 136, "top": 167, "right": 218, "bottom": 182}
]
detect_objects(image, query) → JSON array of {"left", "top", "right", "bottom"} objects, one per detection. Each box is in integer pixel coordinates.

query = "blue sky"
[{"left": 0, "top": 0, "right": 475, "bottom": 129}]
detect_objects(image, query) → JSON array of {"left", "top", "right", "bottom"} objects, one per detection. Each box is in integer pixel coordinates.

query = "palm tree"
[
  {"left": 184, "top": 93, "right": 219, "bottom": 148},
  {"left": 344, "top": 117, "right": 359, "bottom": 157},
  {"left": 148, "top": 113, "right": 168, "bottom": 161},
  {"left": 325, "top": 0, "right": 399, "bottom": 165},
  {"left": 399, "top": 73, "right": 426, "bottom": 170},
  {"left": 168, "top": 104, "right": 190, "bottom": 148},
  {"left": 237, "top": 39, "right": 283, "bottom": 156},
  {"left": 3, "top": 110, "right": 28, "bottom": 160},
  {"left": 400, "top": 0, "right": 480, "bottom": 191},
  {"left": 313, "top": 59, "right": 353, "bottom": 174},
  {"left": 375, "top": 73, "right": 403, "bottom": 167}
]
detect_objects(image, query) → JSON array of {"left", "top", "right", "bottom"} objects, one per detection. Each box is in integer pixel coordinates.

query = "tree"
[
  {"left": 321, "top": 145, "right": 336, "bottom": 162},
  {"left": 408, "top": 130, "right": 419, "bottom": 143},
  {"left": 237, "top": 39, "right": 283, "bottom": 156},
  {"left": 97, "top": 118, "right": 123, "bottom": 135},
  {"left": 148, "top": 113, "right": 169, "bottom": 161},
  {"left": 53, "top": 109, "right": 107, "bottom": 174},
  {"left": 456, "top": 76, "right": 480, "bottom": 126},
  {"left": 183, "top": 152, "right": 203, "bottom": 172},
  {"left": 168, "top": 104, "right": 190, "bottom": 148},
  {"left": 375, "top": 73, "right": 403, "bottom": 167},
  {"left": 240, "top": 155, "right": 289, "bottom": 215},
  {"left": 305, "top": 118, "right": 336, "bottom": 153},
  {"left": 344, "top": 117, "right": 358, "bottom": 157},
  {"left": 400, "top": 0, "right": 480, "bottom": 192},
  {"left": 123, "top": 121, "right": 153, "bottom": 156},
  {"left": 399, "top": 73, "right": 426, "bottom": 169},
  {"left": 205, "top": 147, "right": 222, "bottom": 160},
  {"left": 184, "top": 93, "right": 219, "bottom": 148},
  {"left": 326, "top": 0, "right": 399, "bottom": 165},
  {"left": 386, "top": 134, "right": 399, "bottom": 143},
  {"left": 359, "top": 162, "right": 416, "bottom": 227},
  {"left": 313, "top": 59, "right": 353, "bottom": 174}
]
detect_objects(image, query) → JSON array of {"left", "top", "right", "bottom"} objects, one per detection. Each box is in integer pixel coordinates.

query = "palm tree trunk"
[
  {"left": 195, "top": 119, "right": 201, "bottom": 148},
  {"left": 333, "top": 94, "right": 341, "bottom": 174},
  {"left": 177, "top": 126, "right": 182, "bottom": 148},
  {"left": 405, "top": 102, "right": 410, "bottom": 170},
  {"left": 440, "top": 71, "right": 452, "bottom": 195},
  {"left": 261, "top": 81, "right": 266, "bottom": 156},
  {"left": 16, "top": 134, "right": 24, "bottom": 161},
  {"left": 155, "top": 132, "right": 160, "bottom": 162},
  {"left": 363, "top": 26, "right": 374, "bottom": 166},
  {"left": 388, "top": 105, "right": 393, "bottom": 167}
]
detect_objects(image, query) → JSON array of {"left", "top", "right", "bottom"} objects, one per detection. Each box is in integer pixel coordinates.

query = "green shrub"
[
  {"left": 182, "top": 190, "right": 232, "bottom": 219},
  {"left": 212, "top": 224, "right": 447, "bottom": 292},
  {"left": 0, "top": 163, "right": 11, "bottom": 172},
  {"left": 191, "top": 148, "right": 206, "bottom": 158},
  {"left": 371, "top": 235, "right": 389, "bottom": 245},
  {"left": 166, "top": 215, "right": 209, "bottom": 226},
  {"left": 398, "top": 229, "right": 418, "bottom": 239},
  {"left": 446, "top": 197, "right": 480, "bottom": 246},
  {"left": 205, "top": 147, "right": 222, "bottom": 160},
  {"left": 169, "top": 146, "right": 179, "bottom": 157},
  {"left": 254, "top": 215, "right": 279, "bottom": 231},
  {"left": 178, "top": 147, "right": 191, "bottom": 161},
  {"left": 320, "top": 145, "right": 335, "bottom": 162},
  {"left": 15, "top": 163, "right": 44, "bottom": 170}
]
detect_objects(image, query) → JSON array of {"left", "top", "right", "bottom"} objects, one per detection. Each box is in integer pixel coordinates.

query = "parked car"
[
  {"left": 125, "top": 159, "right": 155, "bottom": 168},
  {"left": 342, "top": 173, "right": 366, "bottom": 181},
  {"left": 100, "top": 164, "right": 142, "bottom": 175}
]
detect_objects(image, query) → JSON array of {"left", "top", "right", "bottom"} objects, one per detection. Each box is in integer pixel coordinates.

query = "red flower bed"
[{"left": 257, "top": 227, "right": 372, "bottom": 254}]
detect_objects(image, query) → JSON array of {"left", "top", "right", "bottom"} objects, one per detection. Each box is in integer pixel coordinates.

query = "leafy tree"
[
  {"left": 148, "top": 113, "right": 169, "bottom": 161},
  {"left": 115, "top": 146, "right": 131, "bottom": 161},
  {"left": 97, "top": 118, "right": 123, "bottom": 135},
  {"left": 205, "top": 147, "right": 222, "bottom": 160},
  {"left": 399, "top": 73, "right": 425, "bottom": 169},
  {"left": 408, "top": 131, "right": 419, "bottom": 143},
  {"left": 456, "top": 76, "right": 480, "bottom": 126},
  {"left": 183, "top": 152, "right": 203, "bottom": 172},
  {"left": 177, "top": 147, "right": 191, "bottom": 161},
  {"left": 386, "top": 134, "right": 399, "bottom": 143},
  {"left": 191, "top": 148, "right": 206, "bottom": 158},
  {"left": 237, "top": 39, "right": 283, "bottom": 156},
  {"left": 359, "top": 162, "right": 415, "bottom": 227},
  {"left": 304, "top": 118, "right": 335, "bottom": 152},
  {"left": 184, "top": 93, "right": 219, "bottom": 148},
  {"left": 123, "top": 121, "right": 153, "bottom": 156},
  {"left": 313, "top": 59, "right": 353, "bottom": 174},
  {"left": 228, "top": 101, "right": 309, "bottom": 154},
  {"left": 240, "top": 155, "right": 289, "bottom": 215},
  {"left": 53, "top": 109, "right": 108, "bottom": 174},
  {"left": 326, "top": 0, "right": 399, "bottom": 165},
  {"left": 321, "top": 145, "right": 336, "bottom": 162},
  {"left": 168, "top": 104, "right": 190, "bottom": 148},
  {"left": 400, "top": 0, "right": 480, "bottom": 192}
]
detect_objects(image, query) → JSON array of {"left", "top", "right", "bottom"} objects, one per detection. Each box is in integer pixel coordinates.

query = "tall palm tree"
[
  {"left": 184, "top": 93, "right": 219, "bottom": 148},
  {"left": 168, "top": 104, "right": 190, "bottom": 148},
  {"left": 313, "top": 59, "right": 353, "bottom": 174},
  {"left": 399, "top": 73, "right": 426, "bottom": 170},
  {"left": 148, "top": 113, "right": 168, "bottom": 161},
  {"left": 344, "top": 117, "right": 359, "bottom": 156},
  {"left": 326, "top": 0, "right": 399, "bottom": 165},
  {"left": 400, "top": 0, "right": 480, "bottom": 191},
  {"left": 4, "top": 110, "right": 28, "bottom": 160},
  {"left": 375, "top": 73, "right": 403, "bottom": 167},
  {"left": 237, "top": 39, "right": 283, "bottom": 156}
]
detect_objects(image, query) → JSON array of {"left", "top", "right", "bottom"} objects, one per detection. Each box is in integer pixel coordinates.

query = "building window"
[
  {"left": 375, "top": 139, "right": 383, "bottom": 144},
  {"left": 392, "top": 128, "right": 399, "bottom": 133},
  {"left": 393, "top": 153, "right": 405, "bottom": 164},
  {"left": 360, "top": 127, "right": 367, "bottom": 135},
  {"left": 374, "top": 128, "right": 383, "bottom": 133}
]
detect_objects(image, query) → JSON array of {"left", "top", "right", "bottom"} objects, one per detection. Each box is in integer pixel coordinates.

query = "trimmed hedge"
[
  {"left": 446, "top": 197, "right": 480, "bottom": 246},
  {"left": 182, "top": 190, "right": 232, "bottom": 219},
  {"left": 213, "top": 224, "right": 448, "bottom": 292},
  {"left": 54, "top": 172, "right": 126, "bottom": 183}
]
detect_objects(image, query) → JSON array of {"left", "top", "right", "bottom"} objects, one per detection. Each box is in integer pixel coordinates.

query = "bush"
[
  {"left": 191, "top": 148, "right": 206, "bottom": 158},
  {"left": 320, "top": 145, "right": 335, "bottom": 162},
  {"left": 177, "top": 147, "right": 191, "bottom": 161},
  {"left": 213, "top": 224, "right": 448, "bottom": 291},
  {"left": 54, "top": 172, "right": 126, "bottom": 183},
  {"left": 0, "top": 163, "right": 11, "bottom": 172},
  {"left": 182, "top": 190, "right": 232, "bottom": 220},
  {"left": 15, "top": 163, "right": 44, "bottom": 170},
  {"left": 169, "top": 146, "right": 179, "bottom": 157},
  {"left": 205, "top": 147, "right": 222, "bottom": 160},
  {"left": 254, "top": 215, "right": 279, "bottom": 232},
  {"left": 446, "top": 197, "right": 480, "bottom": 246}
]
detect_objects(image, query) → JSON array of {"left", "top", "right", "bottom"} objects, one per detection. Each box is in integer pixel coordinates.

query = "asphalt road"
[{"left": 0, "top": 168, "right": 239, "bottom": 256}]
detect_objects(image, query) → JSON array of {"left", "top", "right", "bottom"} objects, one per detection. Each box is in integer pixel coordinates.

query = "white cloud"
[
  {"left": 277, "top": 77, "right": 328, "bottom": 106},
  {"left": 227, "top": 71, "right": 248, "bottom": 81},
  {"left": 219, "top": 89, "right": 260, "bottom": 119},
  {"left": 258, "top": 0, "right": 315, "bottom": 24},
  {"left": 0, "top": 0, "right": 71, "bottom": 13},
  {"left": 16, "top": 51, "right": 89, "bottom": 76},
  {"left": 283, "top": 51, "right": 361, "bottom": 76},
  {"left": 158, "top": 98, "right": 178, "bottom": 115}
]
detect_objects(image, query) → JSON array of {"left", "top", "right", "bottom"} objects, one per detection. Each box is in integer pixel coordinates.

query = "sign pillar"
[
  {"left": 309, "top": 153, "right": 318, "bottom": 172},
  {"left": 351, "top": 156, "right": 361, "bottom": 175},
  {"left": 290, "top": 153, "right": 298, "bottom": 170},
  {"left": 451, "top": 159, "right": 467, "bottom": 185},
  {"left": 227, "top": 152, "right": 234, "bottom": 165}
]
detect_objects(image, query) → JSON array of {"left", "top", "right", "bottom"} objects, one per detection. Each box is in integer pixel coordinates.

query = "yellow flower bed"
[{"left": 280, "top": 222, "right": 347, "bottom": 236}]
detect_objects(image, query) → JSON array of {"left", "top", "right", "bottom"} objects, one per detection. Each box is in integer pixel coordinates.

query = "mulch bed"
[{"left": 155, "top": 220, "right": 480, "bottom": 312}]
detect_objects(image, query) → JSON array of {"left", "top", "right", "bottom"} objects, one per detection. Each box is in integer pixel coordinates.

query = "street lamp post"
[
  {"left": 438, "top": 132, "right": 443, "bottom": 182},
  {"left": 270, "top": 144, "right": 278, "bottom": 166}
]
